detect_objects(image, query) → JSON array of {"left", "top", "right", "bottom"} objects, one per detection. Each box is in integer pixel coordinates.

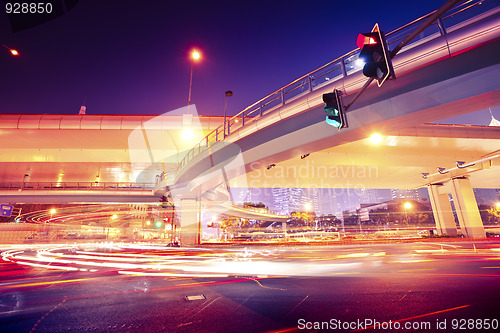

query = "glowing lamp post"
[
  {"left": 1, "top": 44, "right": 19, "bottom": 56},
  {"left": 223, "top": 91, "right": 233, "bottom": 138},
  {"left": 107, "top": 214, "right": 118, "bottom": 240},
  {"left": 403, "top": 202, "right": 412, "bottom": 224},
  {"left": 46, "top": 208, "right": 56, "bottom": 233},
  {"left": 188, "top": 49, "right": 201, "bottom": 108}
]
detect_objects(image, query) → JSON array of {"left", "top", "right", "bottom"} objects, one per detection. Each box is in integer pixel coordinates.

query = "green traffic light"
[
  {"left": 325, "top": 115, "right": 342, "bottom": 128},
  {"left": 155, "top": 221, "right": 162, "bottom": 228},
  {"left": 324, "top": 104, "right": 339, "bottom": 117},
  {"left": 323, "top": 90, "right": 344, "bottom": 128}
]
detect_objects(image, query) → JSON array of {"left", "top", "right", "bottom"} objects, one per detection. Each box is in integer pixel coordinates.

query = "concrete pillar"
[
  {"left": 428, "top": 184, "right": 457, "bottom": 236},
  {"left": 179, "top": 198, "right": 201, "bottom": 246},
  {"left": 450, "top": 177, "right": 486, "bottom": 238}
]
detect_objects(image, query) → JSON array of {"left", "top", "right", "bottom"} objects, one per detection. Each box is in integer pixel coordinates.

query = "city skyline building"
[{"left": 230, "top": 187, "right": 499, "bottom": 217}]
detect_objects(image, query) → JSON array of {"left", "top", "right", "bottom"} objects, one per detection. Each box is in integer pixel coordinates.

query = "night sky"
[{"left": 0, "top": 0, "right": 497, "bottom": 124}]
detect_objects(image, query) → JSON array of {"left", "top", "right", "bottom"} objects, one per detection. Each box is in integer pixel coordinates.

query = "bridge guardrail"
[
  {"left": 175, "top": 0, "right": 498, "bottom": 175},
  {"left": 0, "top": 182, "right": 156, "bottom": 191}
]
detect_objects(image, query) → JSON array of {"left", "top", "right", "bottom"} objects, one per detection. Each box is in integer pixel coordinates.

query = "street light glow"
[
  {"left": 50, "top": 209, "right": 56, "bottom": 214},
  {"left": 404, "top": 202, "right": 412, "bottom": 209},
  {"left": 369, "top": 133, "right": 383, "bottom": 145},
  {"left": 191, "top": 50, "right": 201, "bottom": 61},
  {"left": 111, "top": 214, "right": 118, "bottom": 220},
  {"left": 182, "top": 127, "right": 194, "bottom": 140},
  {"left": 1, "top": 44, "right": 19, "bottom": 56}
]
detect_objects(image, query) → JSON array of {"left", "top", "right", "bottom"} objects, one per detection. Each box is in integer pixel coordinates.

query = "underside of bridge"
[{"left": 233, "top": 123, "right": 500, "bottom": 190}]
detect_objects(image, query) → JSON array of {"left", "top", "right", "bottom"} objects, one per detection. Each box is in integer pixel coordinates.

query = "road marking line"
[
  {"left": 2, "top": 278, "right": 89, "bottom": 289},
  {"left": 30, "top": 296, "right": 68, "bottom": 333},
  {"left": 185, "top": 295, "right": 206, "bottom": 301}
]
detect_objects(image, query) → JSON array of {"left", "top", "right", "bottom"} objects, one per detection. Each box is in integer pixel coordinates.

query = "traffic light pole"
[
  {"left": 344, "top": 77, "right": 374, "bottom": 112},
  {"left": 344, "top": 0, "right": 462, "bottom": 112},
  {"left": 389, "top": 0, "right": 462, "bottom": 58}
]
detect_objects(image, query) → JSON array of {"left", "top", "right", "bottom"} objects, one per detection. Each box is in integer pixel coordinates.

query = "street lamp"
[
  {"left": 187, "top": 49, "right": 201, "bottom": 109},
  {"left": 403, "top": 201, "right": 412, "bottom": 224},
  {"left": 1, "top": 44, "right": 19, "bottom": 56},
  {"left": 107, "top": 214, "right": 118, "bottom": 240},
  {"left": 224, "top": 91, "right": 233, "bottom": 138},
  {"left": 45, "top": 208, "right": 56, "bottom": 234}
]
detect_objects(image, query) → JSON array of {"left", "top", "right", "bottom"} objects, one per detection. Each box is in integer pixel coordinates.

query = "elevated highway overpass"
[
  {"left": 0, "top": 113, "right": 220, "bottom": 203},
  {"left": 157, "top": 0, "right": 500, "bottom": 242}
]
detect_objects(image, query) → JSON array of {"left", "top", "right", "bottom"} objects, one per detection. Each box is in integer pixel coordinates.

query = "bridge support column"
[
  {"left": 179, "top": 198, "right": 201, "bottom": 246},
  {"left": 428, "top": 184, "right": 457, "bottom": 236},
  {"left": 450, "top": 177, "right": 486, "bottom": 238}
]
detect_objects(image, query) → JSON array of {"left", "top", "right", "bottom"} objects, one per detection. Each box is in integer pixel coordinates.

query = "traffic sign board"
[{"left": 1, "top": 204, "right": 14, "bottom": 217}]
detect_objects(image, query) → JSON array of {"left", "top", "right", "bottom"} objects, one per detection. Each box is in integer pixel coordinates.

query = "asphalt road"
[{"left": 1, "top": 241, "right": 499, "bottom": 332}]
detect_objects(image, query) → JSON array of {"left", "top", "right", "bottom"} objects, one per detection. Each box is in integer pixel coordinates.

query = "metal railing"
[
  {"left": 175, "top": 0, "right": 496, "bottom": 173},
  {"left": 0, "top": 182, "right": 155, "bottom": 191}
]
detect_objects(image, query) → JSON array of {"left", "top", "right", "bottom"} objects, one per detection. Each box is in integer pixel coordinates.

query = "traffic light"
[
  {"left": 322, "top": 89, "right": 346, "bottom": 129},
  {"left": 357, "top": 23, "right": 395, "bottom": 87},
  {"left": 159, "top": 195, "right": 169, "bottom": 208},
  {"left": 155, "top": 220, "right": 163, "bottom": 228}
]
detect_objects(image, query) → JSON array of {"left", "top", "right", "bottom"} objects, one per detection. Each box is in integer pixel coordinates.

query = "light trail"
[
  {"left": 1, "top": 243, "right": 392, "bottom": 277},
  {"left": 2, "top": 241, "right": 500, "bottom": 278}
]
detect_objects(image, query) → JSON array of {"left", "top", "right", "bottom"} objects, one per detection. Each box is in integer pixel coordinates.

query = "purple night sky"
[{"left": 1, "top": 0, "right": 497, "bottom": 124}]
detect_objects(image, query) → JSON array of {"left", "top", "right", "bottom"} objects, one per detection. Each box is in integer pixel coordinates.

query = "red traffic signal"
[
  {"left": 357, "top": 23, "right": 395, "bottom": 87},
  {"left": 356, "top": 34, "right": 377, "bottom": 48}
]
